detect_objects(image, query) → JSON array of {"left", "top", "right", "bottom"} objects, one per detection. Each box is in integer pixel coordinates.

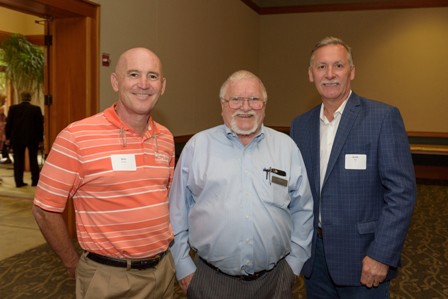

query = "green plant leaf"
[{"left": 0, "top": 33, "right": 44, "bottom": 97}]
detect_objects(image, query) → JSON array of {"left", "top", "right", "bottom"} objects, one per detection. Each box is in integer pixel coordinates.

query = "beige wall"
[
  {"left": 94, "top": 0, "right": 259, "bottom": 135},
  {"left": 261, "top": 7, "right": 448, "bottom": 132},
  {"left": 70, "top": 2, "right": 448, "bottom": 134},
  {"left": 0, "top": 7, "right": 42, "bottom": 35}
]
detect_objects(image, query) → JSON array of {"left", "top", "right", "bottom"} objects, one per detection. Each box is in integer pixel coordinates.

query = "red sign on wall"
[{"left": 102, "top": 53, "right": 111, "bottom": 67}]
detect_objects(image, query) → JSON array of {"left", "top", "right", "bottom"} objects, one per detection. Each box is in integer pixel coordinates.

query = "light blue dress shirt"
[{"left": 169, "top": 124, "right": 314, "bottom": 280}]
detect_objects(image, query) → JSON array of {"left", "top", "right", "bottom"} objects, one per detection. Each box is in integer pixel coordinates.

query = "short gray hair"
[
  {"left": 219, "top": 70, "right": 268, "bottom": 101},
  {"left": 310, "top": 36, "right": 353, "bottom": 67}
]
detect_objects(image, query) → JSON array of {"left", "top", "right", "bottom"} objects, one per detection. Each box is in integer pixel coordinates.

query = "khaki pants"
[{"left": 76, "top": 251, "right": 175, "bottom": 299}]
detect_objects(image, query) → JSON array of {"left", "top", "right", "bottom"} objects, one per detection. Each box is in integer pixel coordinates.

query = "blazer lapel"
[
  {"left": 308, "top": 107, "right": 322, "bottom": 199},
  {"left": 322, "top": 93, "right": 361, "bottom": 188}
]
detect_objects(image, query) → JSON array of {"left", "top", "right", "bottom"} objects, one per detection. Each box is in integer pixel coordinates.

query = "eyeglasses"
[{"left": 222, "top": 96, "right": 265, "bottom": 110}]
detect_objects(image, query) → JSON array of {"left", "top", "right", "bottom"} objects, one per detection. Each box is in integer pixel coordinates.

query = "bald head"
[{"left": 114, "top": 48, "right": 163, "bottom": 77}]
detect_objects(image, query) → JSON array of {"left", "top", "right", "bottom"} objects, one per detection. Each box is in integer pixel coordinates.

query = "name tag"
[
  {"left": 271, "top": 176, "right": 288, "bottom": 186},
  {"left": 111, "top": 154, "right": 137, "bottom": 171},
  {"left": 345, "top": 154, "right": 366, "bottom": 170}
]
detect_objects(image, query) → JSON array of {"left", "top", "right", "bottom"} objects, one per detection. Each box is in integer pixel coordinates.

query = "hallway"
[{"left": 0, "top": 163, "right": 45, "bottom": 261}]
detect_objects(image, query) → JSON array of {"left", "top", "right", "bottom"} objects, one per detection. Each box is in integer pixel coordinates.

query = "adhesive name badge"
[
  {"left": 345, "top": 154, "right": 367, "bottom": 170},
  {"left": 111, "top": 154, "right": 137, "bottom": 171}
]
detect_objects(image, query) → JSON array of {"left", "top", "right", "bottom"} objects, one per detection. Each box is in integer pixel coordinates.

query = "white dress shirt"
[{"left": 319, "top": 92, "right": 350, "bottom": 225}]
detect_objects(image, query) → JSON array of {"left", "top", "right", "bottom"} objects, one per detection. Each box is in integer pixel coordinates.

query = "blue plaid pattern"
[{"left": 290, "top": 92, "right": 416, "bottom": 286}]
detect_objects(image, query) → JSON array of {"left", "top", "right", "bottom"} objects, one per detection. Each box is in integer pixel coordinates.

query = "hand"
[
  {"left": 32, "top": 205, "right": 80, "bottom": 280},
  {"left": 64, "top": 254, "right": 80, "bottom": 280},
  {"left": 360, "top": 256, "right": 389, "bottom": 288},
  {"left": 66, "top": 265, "right": 77, "bottom": 280},
  {"left": 179, "top": 273, "right": 195, "bottom": 294}
]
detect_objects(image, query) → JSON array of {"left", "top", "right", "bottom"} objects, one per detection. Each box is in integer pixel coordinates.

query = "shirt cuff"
[{"left": 174, "top": 255, "right": 197, "bottom": 280}]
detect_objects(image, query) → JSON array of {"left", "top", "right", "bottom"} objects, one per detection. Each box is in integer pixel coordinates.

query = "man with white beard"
[{"left": 169, "top": 70, "right": 314, "bottom": 299}]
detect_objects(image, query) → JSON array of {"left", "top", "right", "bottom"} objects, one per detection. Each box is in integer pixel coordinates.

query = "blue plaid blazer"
[{"left": 290, "top": 92, "right": 416, "bottom": 285}]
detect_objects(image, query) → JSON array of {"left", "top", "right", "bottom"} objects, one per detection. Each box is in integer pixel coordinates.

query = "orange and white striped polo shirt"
[{"left": 34, "top": 104, "right": 174, "bottom": 259}]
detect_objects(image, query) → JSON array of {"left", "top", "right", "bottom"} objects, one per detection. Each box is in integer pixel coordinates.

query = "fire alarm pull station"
[{"left": 102, "top": 53, "right": 111, "bottom": 67}]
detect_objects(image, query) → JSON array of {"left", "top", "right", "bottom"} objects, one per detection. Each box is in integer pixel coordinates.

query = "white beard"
[{"left": 230, "top": 111, "right": 259, "bottom": 136}]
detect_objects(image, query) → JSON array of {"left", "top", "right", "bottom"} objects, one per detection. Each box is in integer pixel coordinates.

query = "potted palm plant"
[{"left": 0, "top": 33, "right": 44, "bottom": 101}]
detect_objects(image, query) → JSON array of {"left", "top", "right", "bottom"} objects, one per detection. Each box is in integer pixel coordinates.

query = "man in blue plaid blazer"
[{"left": 290, "top": 37, "right": 416, "bottom": 298}]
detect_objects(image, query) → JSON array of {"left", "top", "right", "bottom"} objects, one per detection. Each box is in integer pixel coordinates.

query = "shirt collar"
[
  {"left": 224, "top": 124, "right": 265, "bottom": 143},
  {"left": 104, "top": 103, "right": 159, "bottom": 137},
  {"left": 319, "top": 90, "right": 351, "bottom": 122}
]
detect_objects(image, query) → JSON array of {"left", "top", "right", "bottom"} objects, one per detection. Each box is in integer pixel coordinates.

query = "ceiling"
[{"left": 242, "top": 0, "right": 448, "bottom": 14}]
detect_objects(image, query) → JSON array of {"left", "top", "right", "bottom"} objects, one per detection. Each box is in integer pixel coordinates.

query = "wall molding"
[{"left": 241, "top": 0, "right": 448, "bottom": 14}]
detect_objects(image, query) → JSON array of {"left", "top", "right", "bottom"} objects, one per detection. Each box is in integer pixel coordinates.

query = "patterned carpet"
[
  {"left": 0, "top": 180, "right": 446, "bottom": 299},
  {"left": 389, "top": 180, "right": 448, "bottom": 299}
]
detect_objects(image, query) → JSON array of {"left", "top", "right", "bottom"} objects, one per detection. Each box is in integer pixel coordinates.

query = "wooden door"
[{"left": 0, "top": 0, "right": 100, "bottom": 238}]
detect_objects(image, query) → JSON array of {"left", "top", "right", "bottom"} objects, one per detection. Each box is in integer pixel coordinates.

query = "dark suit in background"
[
  {"left": 5, "top": 93, "right": 44, "bottom": 187},
  {"left": 291, "top": 37, "right": 416, "bottom": 298}
]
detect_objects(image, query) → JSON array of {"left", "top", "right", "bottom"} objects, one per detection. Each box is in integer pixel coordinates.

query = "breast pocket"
[{"left": 263, "top": 173, "right": 290, "bottom": 208}]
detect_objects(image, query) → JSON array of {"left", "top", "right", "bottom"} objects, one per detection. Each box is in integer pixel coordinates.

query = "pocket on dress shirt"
[{"left": 265, "top": 174, "right": 290, "bottom": 208}]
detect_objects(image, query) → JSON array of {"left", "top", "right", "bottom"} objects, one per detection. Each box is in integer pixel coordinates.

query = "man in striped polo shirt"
[{"left": 33, "top": 48, "right": 175, "bottom": 298}]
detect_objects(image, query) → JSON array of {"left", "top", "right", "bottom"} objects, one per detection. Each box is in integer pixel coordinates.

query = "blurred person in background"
[{"left": 5, "top": 92, "right": 43, "bottom": 187}]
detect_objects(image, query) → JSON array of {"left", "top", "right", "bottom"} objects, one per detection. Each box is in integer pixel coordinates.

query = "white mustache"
[{"left": 232, "top": 111, "right": 256, "bottom": 117}]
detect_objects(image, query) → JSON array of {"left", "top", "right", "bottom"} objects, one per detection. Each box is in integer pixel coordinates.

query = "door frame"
[{"left": 0, "top": 0, "right": 100, "bottom": 238}]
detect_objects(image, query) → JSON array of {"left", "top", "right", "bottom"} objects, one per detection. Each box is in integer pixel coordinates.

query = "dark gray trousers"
[{"left": 187, "top": 255, "right": 296, "bottom": 299}]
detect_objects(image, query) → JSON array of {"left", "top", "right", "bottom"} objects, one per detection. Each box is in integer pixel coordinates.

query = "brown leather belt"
[
  {"left": 199, "top": 256, "right": 271, "bottom": 281},
  {"left": 317, "top": 227, "right": 323, "bottom": 239},
  {"left": 86, "top": 250, "right": 167, "bottom": 270}
]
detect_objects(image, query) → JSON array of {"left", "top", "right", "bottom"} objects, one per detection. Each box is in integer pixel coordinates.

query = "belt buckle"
[
  {"left": 239, "top": 272, "right": 264, "bottom": 281},
  {"left": 130, "top": 251, "right": 165, "bottom": 270},
  {"left": 199, "top": 256, "right": 267, "bottom": 281}
]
